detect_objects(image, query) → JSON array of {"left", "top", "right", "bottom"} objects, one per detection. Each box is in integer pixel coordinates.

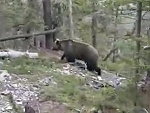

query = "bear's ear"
[{"left": 55, "top": 39, "right": 60, "bottom": 45}]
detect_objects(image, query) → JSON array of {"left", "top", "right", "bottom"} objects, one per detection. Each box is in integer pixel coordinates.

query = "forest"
[{"left": 0, "top": 0, "right": 150, "bottom": 113}]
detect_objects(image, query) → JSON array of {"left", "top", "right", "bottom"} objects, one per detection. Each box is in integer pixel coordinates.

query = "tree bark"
[
  {"left": 135, "top": 2, "right": 142, "bottom": 74},
  {"left": 26, "top": 0, "right": 37, "bottom": 48},
  {"left": 42, "top": 0, "right": 53, "bottom": 49},
  {"left": 0, "top": 28, "right": 60, "bottom": 42},
  {"left": 136, "top": 2, "right": 142, "bottom": 51},
  {"left": 135, "top": 1, "right": 142, "bottom": 107},
  {"left": 91, "top": 2, "right": 97, "bottom": 48},
  {"left": 146, "top": 27, "right": 150, "bottom": 77},
  {"left": 91, "top": 14, "right": 97, "bottom": 48},
  {"left": 68, "top": 0, "right": 74, "bottom": 39},
  {"left": 52, "top": 3, "right": 63, "bottom": 41},
  {"left": 112, "top": 7, "right": 119, "bottom": 63},
  {"left": 23, "top": 29, "right": 31, "bottom": 51},
  {"left": 147, "top": 27, "right": 150, "bottom": 45}
]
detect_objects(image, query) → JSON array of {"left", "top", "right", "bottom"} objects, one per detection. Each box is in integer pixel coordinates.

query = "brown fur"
[{"left": 52, "top": 39, "right": 101, "bottom": 75}]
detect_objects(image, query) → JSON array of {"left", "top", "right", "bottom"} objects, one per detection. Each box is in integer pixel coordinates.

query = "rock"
[
  {"left": 0, "top": 61, "right": 3, "bottom": 69},
  {"left": 0, "top": 70, "right": 11, "bottom": 82},
  {"left": 25, "top": 51, "right": 38, "bottom": 59},
  {"left": 74, "top": 60, "right": 87, "bottom": 70},
  {"left": 1, "top": 90, "right": 11, "bottom": 96},
  {"left": 86, "top": 79, "right": 105, "bottom": 89},
  {"left": 39, "top": 77, "right": 57, "bottom": 86},
  {"left": 102, "top": 70, "right": 126, "bottom": 87},
  {"left": 55, "top": 63, "right": 126, "bottom": 90},
  {"left": 5, "top": 105, "right": 13, "bottom": 110},
  {"left": 133, "top": 107, "right": 149, "bottom": 113},
  {"left": 97, "top": 76, "right": 103, "bottom": 81},
  {"left": 0, "top": 95, "right": 15, "bottom": 113},
  {"left": 90, "top": 107, "right": 102, "bottom": 113},
  {"left": 32, "top": 84, "right": 39, "bottom": 89}
]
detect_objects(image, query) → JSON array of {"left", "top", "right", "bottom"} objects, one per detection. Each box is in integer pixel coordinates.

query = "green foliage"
[
  {"left": 1, "top": 0, "right": 150, "bottom": 112},
  {"left": 2, "top": 57, "right": 59, "bottom": 75},
  {"left": 77, "top": 22, "right": 92, "bottom": 44},
  {"left": 39, "top": 68, "right": 121, "bottom": 111},
  {"left": 1, "top": 57, "right": 140, "bottom": 112},
  {"left": 1, "top": 0, "right": 25, "bottom": 27},
  {"left": 102, "top": 58, "right": 135, "bottom": 76},
  {"left": 1, "top": 0, "right": 43, "bottom": 30},
  {"left": 115, "top": 79, "right": 142, "bottom": 112},
  {"left": 40, "top": 73, "right": 88, "bottom": 108},
  {"left": 24, "top": 0, "right": 43, "bottom": 30},
  {"left": 73, "top": 0, "right": 93, "bottom": 14},
  {"left": 116, "top": 40, "right": 136, "bottom": 57}
]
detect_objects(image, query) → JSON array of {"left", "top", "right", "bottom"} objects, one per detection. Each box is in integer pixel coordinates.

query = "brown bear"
[{"left": 52, "top": 39, "right": 101, "bottom": 75}]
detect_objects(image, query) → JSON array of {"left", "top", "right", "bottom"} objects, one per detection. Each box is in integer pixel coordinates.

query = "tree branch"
[
  {"left": 119, "top": 15, "right": 136, "bottom": 20},
  {"left": 0, "top": 28, "right": 61, "bottom": 42},
  {"left": 103, "top": 47, "right": 118, "bottom": 61}
]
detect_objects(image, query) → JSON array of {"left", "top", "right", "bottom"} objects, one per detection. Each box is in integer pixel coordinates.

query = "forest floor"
[{"left": 0, "top": 50, "right": 129, "bottom": 113}]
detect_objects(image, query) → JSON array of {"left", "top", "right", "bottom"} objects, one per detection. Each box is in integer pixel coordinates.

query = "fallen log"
[
  {"left": 0, "top": 49, "right": 38, "bottom": 58},
  {"left": 143, "top": 46, "right": 150, "bottom": 50},
  {"left": 0, "top": 28, "right": 60, "bottom": 42}
]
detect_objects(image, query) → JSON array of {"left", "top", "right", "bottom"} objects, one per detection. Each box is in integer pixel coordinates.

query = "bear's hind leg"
[
  {"left": 86, "top": 62, "right": 95, "bottom": 71},
  {"left": 86, "top": 62, "right": 101, "bottom": 76},
  {"left": 95, "top": 67, "right": 101, "bottom": 76}
]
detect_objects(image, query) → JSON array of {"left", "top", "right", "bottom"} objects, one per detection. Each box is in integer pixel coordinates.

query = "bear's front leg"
[{"left": 61, "top": 54, "right": 65, "bottom": 60}]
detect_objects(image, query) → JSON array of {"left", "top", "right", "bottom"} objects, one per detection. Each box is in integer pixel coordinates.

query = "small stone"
[
  {"left": 1, "top": 91, "right": 10, "bottom": 96},
  {"left": 0, "top": 70, "right": 10, "bottom": 82},
  {"left": 97, "top": 76, "right": 102, "bottom": 81},
  {"left": 32, "top": 84, "right": 39, "bottom": 88},
  {"left": 6, "top": 105, "right": 13, "bottom": 110}
]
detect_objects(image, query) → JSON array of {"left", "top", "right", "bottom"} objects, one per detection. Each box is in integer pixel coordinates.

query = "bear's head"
[{"left": 52, "top": 39, "right": 62, "bottom": 50}]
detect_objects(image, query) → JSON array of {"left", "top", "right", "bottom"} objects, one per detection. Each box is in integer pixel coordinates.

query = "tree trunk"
[
  {"left": 42, "top": 0, "right": 53, "bottom": 49},
  {"left": 147, "top": 70, "right": 150, "bottom": 77},
  {"left": 68, "top": 0, "right": 74, "bottom": 39},
  {"left": 24, "top": 27, "right": 31, "bottom": 51},
  {"left": 136, "top": 2, "right": 142, "bottom": 52},
  {"left": 135, "top": 1, "right": 142, "bottom": 75},
  {"left": 91, "top": 2, "right": 97, "bottom": 48},
  {"left": 112, "top": 7, "right": 118, "bottom": 63},
  {"left": 52, "top": 3, "right": 62, "bottom": 41},
  {"left": 146, "top": 28, "right": 150, "bottom": 77},
  {"left": 91, "top": 14, "right": 97, "bottom": 48},
  {"left": 135, "top": 1, "right": 142, "bottom": 106},
  {"left": 27, "top": 0, "right": 36, "bottom": 48}
]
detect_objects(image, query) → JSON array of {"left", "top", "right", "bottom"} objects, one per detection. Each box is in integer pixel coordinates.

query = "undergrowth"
[{"left": 1, "top": 57, "right": 138, "bottom": 112}]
